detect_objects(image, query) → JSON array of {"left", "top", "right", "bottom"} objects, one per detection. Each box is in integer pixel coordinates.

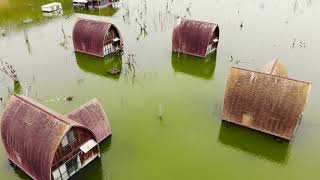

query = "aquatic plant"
[
  {"left": 0, "top": 58, "right": 19, "bottom": 82},
  {"left": 0, "top": 58, "right": 21, "bottom": 94}
]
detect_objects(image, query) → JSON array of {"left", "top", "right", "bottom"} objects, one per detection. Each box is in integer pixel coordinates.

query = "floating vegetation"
[
  {"left": 1, "top": 29, "right": 6, "bottom": 37},
  {"left": 13, "top": 81, "right": 21, "bottom": 94},
  {"left": 292, "top": 38, "right": 306, "bottom": 48},
  {"left": 43, "top": 96, "right": 75, "bottom": 103},
  {"left": 23, "top": 18, "right": 33, "bottom": 24},
  {"left": 66, "top": 96, "right": 73, "bottom": 101},
  {"left": 107, "top": 67, "right": 121, "bottom": 75}
]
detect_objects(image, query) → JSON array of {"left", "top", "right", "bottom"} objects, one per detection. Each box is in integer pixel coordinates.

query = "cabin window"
[
  {"left": 66, "top": 155, "right": 79, "bottom": 176},
  {"left": 52, "top": 164, "right": 68, "bottom": 180},
  {"left": 62, "top": 130, "right": 76, "bottom": 147}
]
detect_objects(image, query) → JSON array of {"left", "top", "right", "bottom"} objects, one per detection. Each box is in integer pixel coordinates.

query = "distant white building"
[{"left": 41, "top": 2, "right": 62, "bottom": 13}]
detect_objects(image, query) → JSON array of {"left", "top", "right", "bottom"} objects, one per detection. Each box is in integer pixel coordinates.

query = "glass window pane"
[
  {"left": 59, "top": 164, "right": 67, "bottom": 174},
  {"left": 61, "top": 136, "right": 68, "bottom": 147},
  {"left": 52, "top": 169, "right": 60, "bottom": 179},
  {"left": 67, "top": 130, "right": 75, "bottom": 143}
]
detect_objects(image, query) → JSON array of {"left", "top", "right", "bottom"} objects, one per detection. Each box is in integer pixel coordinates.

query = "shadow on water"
[
  {"left": 171, "top": 52, "right": 217, "bottom": 80},
  {"left": 74, "top": 7, "right": 119, "bottom": 16},
  {"left": 218, "top": 121, "right": 291, "bottom": 165},
  {"left": 99, "top": 136, "right": 113, "bottom": 154},
  {"left": 75, "top": 53, "right": 122, "bottom": 81},
  {"left": 2, "top": 160, "right": 31, "bottom": 180},
  {"left": 70, "top": 159, "right": 105, "bottom": 180}
]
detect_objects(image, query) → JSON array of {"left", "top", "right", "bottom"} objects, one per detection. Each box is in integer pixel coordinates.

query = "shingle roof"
[
  {"left": 67, "top": 99, "right": 112, "bottom": 143},
  {"left": 223, "top": 63, "right": 311, "bottom": 140},
  {"left": 0, "top": 95, "right": 95, "bottom": 180},
  {"left": 172, "top": 19, "right": 219, "bottom": 58},
  {"left": 262, "top": 58, "right": 288, "bottom": 77}
]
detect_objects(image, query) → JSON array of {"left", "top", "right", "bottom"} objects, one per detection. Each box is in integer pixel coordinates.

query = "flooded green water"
[{"left": 0, "top": 0, "right": 320, "bottom": 179}]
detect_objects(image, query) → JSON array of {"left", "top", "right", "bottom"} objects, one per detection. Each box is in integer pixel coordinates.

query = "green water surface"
[{"left": 0, "top": 0, "right": 320, "bottom": 180}]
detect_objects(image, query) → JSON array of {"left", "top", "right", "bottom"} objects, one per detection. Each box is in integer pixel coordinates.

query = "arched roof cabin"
[
  {"left": 1, "top": 95, "right": 112, "bottom": 180},
  {"left": 73, "top": 19, "right": 123, "bottom": 58},
  {"left": 172, "top": 19, "right": 219, "bottom": 58},
  {"left": 223, "top": 60, "right": 311, "bottom": 140}
]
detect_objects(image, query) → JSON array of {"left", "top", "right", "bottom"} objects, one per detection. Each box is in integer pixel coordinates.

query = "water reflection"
[
  {"left": 99, "top": 136, "right": 113, "bottom": 154},
  {"left": 75, "top": 53, "right": 123, "bottom": 81},
  {"left": 218, "top": 121, "right": 290, "bottom": 165},
  {"left": 4, "top": 160, "right": 31, "bottom": 180},
  {"left": 70, "top": 158, "right": 105, "bottom": 180},
  {"left": 74, "top": 7, "right": 119, "bottom": 16},
  {"left": 171, "top": 52, "right": 217, "bottom": 79}
]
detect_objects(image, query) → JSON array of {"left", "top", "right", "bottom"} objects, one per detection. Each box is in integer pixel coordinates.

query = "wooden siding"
[{"left": 80, "top": 146, "right": 99, "bottom": 164}]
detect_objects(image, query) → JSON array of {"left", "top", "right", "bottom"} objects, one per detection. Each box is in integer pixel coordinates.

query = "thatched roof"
[
  {"left": 172, "top": 19, "right": 219, "bottom": 58},
  {"left": 67, "top": 99, "right": 112, "bottom": 143},
  {"left": 72, "top": 19, "right": 123, "bottom": 57},
  {"left": 223, "top": 62, "right": 311, "bottom": 140},
  {"left": 0, "top": 95, "right": 95, "bottom": 180}
]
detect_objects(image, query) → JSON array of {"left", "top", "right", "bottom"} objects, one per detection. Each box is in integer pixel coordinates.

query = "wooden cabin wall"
[
  {"left": 52, "top": 127, "right": 95, "bottom": 170},
  {"left": 80, "top": 146, "right": 99, "bottom": 164}
]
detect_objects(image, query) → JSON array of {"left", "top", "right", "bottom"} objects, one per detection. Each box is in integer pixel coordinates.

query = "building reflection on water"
[
  {"left": 73, "top": 6, "right": 119, "bottom": 16},
  {"left": 75, "top": 53, "right": 122, "bottom": 81},
  {"left": 218, "top": 121, "right": 291, "bottom": 165},
  {"left": 171, "top": 52, "right": 217, "bottom": 80}
]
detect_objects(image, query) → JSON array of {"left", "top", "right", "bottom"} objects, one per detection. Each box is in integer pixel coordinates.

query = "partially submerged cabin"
[
  {"left": 0, "top": 95, "right": 112, "bottom": 180},
  {"left": 172, "top": 19, "right": 219, "bottom": 58},
  {"left": 73, "top": 19, "right": 123, "bottom": 58},
  {"left": 73, "top": 0, "right": 114, "bottom": 9},
  {"left": 223, "top": 59, "right": 311, "bottom": 140},
  {"left": 41, "top": 2, "right": 62, "bottom": 13}
]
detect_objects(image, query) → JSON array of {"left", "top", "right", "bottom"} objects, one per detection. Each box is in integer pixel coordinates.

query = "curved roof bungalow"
[
  {"left": 73, "top": 19, "right": 123, "bottom": 58},
  {"left": 223, "top": 59, "right": 311, "bottom": 140},
  {"left": 172, "top": 19, "right": 219, "bottom": 58},
  {"left": 1, "top": 95, "right": 112, "bottom": 180}
]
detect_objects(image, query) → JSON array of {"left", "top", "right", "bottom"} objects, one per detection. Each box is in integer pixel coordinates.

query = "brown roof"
[
  {"left": 67, "top": 99, "right": 112, "bottom": 143},
  {"left": 72, "top": 19, "right": 123, "bottom": 57},
  {"left": 0, "top": 95, "right": 98, "bottom": 180},
  {"left": 172, "top": 19, "right": 219, "bottom": 58},
  {"left": 262, "top": 58, "right": 288, "bottom": 77},
  {"left": 223, "top": 66, "right": 311, "bottom": 140}
]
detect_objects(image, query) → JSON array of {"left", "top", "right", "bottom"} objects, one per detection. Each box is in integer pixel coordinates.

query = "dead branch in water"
[{"left": 0, "top": 58, "right": 19, "bottom": 82}]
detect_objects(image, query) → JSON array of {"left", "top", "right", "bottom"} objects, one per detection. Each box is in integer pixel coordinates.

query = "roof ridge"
[
  {"left": 182, "top": 19, "right": 218, "bottom": 26},
  {"left": 230, "top": 67, "right": 311, "bottom": 85},
  {"left": 76, "top": 18, "right": 112, "bottom": 25},
  {"left": 270, "top": 58, "right": 278, "bottom": 75},
  {"left": 12, "top": 94, "right": 72, "bottom": 126}
]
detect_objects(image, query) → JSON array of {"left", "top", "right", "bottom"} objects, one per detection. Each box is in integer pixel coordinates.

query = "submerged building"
[
  {"left": 1, "top": 95, "right": 112, "bottom": 180},
  {"left": 223, "top": 59, "right": 311, "bottom": 140},
  {"left": 73, "top": 0, "right": 115, "bottom": 9},
  {"left": 172, "top": 19, "right": 219, "bottom": 58},
  {"left": 73, "top": 19, "right": 123, "bottom": 58}
]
